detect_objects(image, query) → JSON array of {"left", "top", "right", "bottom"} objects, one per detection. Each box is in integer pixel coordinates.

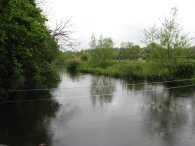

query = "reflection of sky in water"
[
  {"left": 1, "top": 68, "right": 195, "bottom": 146},
  {"left": 49, "top": 72, "right": 195, "bottom": 146},
  {"left": 0, "top": 71, "right": 194, "bottom": 146}
]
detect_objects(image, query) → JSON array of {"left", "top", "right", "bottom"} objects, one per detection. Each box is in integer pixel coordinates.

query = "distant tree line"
[{"left": 85, "top": 8, "right": 194, "bottom": 65}]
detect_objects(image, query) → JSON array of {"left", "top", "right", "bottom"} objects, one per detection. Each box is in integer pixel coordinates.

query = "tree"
[
  {"left": 141, "top": 25, "right": 159, "bottom": 46},
  {"left": 52, "top": 19, "right": 78, "bottom": 50},
  {"left": 120, "top": 42, "right": 133, "bottom": 48},
  {"left": 36, "top": 1, "right": 76, "bottom": 50},
  {"left": 98, "top": 36, "right": 114, "bottom": 49},
  {"left": 0, "top": 0, "right": 59, "bottom": 93},
  {"left": 142, "top": 7, "right": 191, "bottom": 62},
  {"left": 89, "top": 34, "right": 114, "bottom": 49},
  {"left": 89, "top": 34, "right": 116, "bottom": 66},
  {"left": 160, "top": 8, "right": 190, "bottom": 51},
  {"left": 119, "top": 42, "right": 141, "bottom": 60},
  {"left": 89, "top": 33, "right": 96, "bottom": 49}
]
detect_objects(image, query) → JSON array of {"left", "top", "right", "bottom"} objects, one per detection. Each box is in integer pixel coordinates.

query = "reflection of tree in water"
[
  {"left": 90, "top": 76, "right": 116, "bottom": 106},
  {"left": 66, "top": 71, "right": 81, "bottom": 82},
  {"left": 191, "top": 99, "right": 195, "bottom": 139},
  {"left": 53, "top": 101, "right": 79, "bottom": 126},
  {"left": 122, "top": 80, "right": 195, "bottom": 95},
  {"left": 120, "top": 79, "right": 148, "bottom": 93},
  {"left": 143, "top": 86, "right": 189, "bottom": 145},
  {"left": 0, "top": 90, "right": 60, "bottom": 146},
  {"left": 166, "top": 83, "right": 195, "bottom": 98}
]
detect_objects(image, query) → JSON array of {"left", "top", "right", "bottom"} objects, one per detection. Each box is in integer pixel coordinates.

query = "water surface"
[{"left": 1, "top": 72, "right": 195, "bottom": 146}]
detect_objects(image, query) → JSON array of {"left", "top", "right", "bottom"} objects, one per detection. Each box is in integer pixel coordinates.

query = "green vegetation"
[
  {"left": 65, "top": 8, "right": 195, "bottom": 81},
  {"left": 172, "top": 62, "right": 195, "bottom": 78},
  {"left": 78, "top": 61, "right": 190, "bottom": 80},
  {"left": 89, "top": 34, "right": 117, "bottom": 66},
  {"left": 1, "top": 3, "right": 195, "bottom": 98},
  {"left": 67, "top": 60, "right": 81, "bottom": 72},
  {"left": 118, "top": 43, "right": 142, "bottom": 60},
  {"left": 142, "top": 7, "right": 190, "bottom": 64},
  {"left": 65, "top": 58, "right": 195, "bottom": 80},
  {"left": 0, "top": 0, "right": 60, "bottom": 95}
]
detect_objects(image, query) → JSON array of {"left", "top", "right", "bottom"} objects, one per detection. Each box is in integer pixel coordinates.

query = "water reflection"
[
  {"left": 143, "top": 85, "right": 190, "bottom": 144},
  {"left": 1, "top": 72, "right": 195, "bottom": 146},
  {"left": 0, "top": 91, "right": 60, "bottom": 146},
  {"left": 167, "top": 85, "right": 195, "bottom": 98},
  {"left": 66, "top": 72, "right": 81, "bottom": 81},
  {"left": 120, "top": 79, "right": 146, "bottom": 91},
  {"left": 90, "top": 76, "right": 116, "bottom": 106},
  {"left": 50, "top": 101, "right": 79, "bottom": 146},
  {"left": 192, "top": 96, "right": 195, "bottom": 136}
]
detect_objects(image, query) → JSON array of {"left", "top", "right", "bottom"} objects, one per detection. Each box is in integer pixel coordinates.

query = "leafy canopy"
[{"left": 0, "top": 0, "right": 59, "bottom": 90}]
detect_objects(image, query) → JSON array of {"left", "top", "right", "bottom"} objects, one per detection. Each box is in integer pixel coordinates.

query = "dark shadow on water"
[
  {"left": 0, "top": 90, "right": 60, "bottom": 146},
  {"left": 164, "top": 81, "right": 195, "bottom": 98}
]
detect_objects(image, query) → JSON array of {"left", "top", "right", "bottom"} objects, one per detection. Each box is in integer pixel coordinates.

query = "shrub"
[
  {"left": 90, "top": 48, "right": 117, "bottom": 66},
  {"left": 81, "top": 53, "right": 90, "bottom": 61},
  {"left": 172, "top": 62, "right": 195, "bottom": 78},
  {"left": 141, "top": 62, "right": 169, "bottom": 80},
  {"left": 67, "top": 61, "right": 80, "bottom": 72},
  {"left": 120, "top": 63, "right": 143, "bottom": 79}
]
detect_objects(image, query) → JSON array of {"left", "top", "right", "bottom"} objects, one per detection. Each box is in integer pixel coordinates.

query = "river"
[{"left": 0, "top": 71, "right": 195, "bottom": 146}]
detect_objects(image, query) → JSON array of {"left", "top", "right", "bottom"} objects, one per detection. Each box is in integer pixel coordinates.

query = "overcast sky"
[{"left": 44, "top": 0, "right": 195, "bottom": 49}]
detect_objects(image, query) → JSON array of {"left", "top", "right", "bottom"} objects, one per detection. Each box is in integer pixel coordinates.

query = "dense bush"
[
  {"left": 0, "top": 0, "right": 60, "bottom": 91},
  {"left": 67, "top": 61, "right": 80, "bottom": 72},
  {"left": 81, "top": 53, "right": 90, "bottom": 61},
  {"left": 79, "top": 61, "right": 173, "bottom": 80},
  {"left": 90, "top": 48, "right": 117, "bottom": 66},
  {"left": 172, "top": 62, "right": 195, "bottom": 78}
]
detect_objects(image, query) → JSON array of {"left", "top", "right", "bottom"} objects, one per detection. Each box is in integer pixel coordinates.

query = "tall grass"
[
  {"left": 65, "top": 59, "right": 195, "bottom": 81},
  {"left": 78, "top": 61, "right": 167, "bottom": 80}
]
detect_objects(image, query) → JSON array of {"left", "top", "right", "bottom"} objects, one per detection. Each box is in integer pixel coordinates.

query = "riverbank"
[{"left": 66, "top": 60, "right": 195, "bottom": 81}]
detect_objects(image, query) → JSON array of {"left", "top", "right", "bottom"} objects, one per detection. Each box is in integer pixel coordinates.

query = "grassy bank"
[
  {"left": 65, "top": 60, "right": 195, "bottom": 81},
  {"left": 78, "top": 61, "right": 168, "bottom": 80}
]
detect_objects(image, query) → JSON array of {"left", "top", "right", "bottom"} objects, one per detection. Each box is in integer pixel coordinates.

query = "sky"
[{"left": 43, "top": 0, "right": 195, "bottom": 49}]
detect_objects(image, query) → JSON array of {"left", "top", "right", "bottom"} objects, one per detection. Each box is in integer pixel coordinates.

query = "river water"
[{"left": 0, "top": 71, "right": 195, "bottom": 146}]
